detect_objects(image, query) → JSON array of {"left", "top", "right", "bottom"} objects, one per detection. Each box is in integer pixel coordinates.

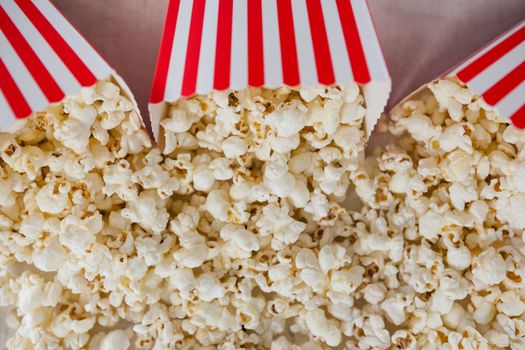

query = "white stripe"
[
  {"left": 350, "top": 0, "right": 389, "bottom": 82},
  {"left": 3, "top": 1, "right": 80, "bottom": 95},
  {"left": 495, "top": 81, "right": 525, "bottom": 119},
  {"left": 466, "top": 41, "right": 525, "bottom": 95},
  {"left": 164, "top": 0, "right": 193, "bottom": 101},
  {"left": 452, "top": 21, "right": 524, "bottom": 75},
  {"left": 0, "top": 30, "right": 48, "bottom": 111},
  {"left": 0, "top": 89, "right": 16, "bottom": 127},
  {"left": 32, "top": 0, "right": 111, "bottom": 80},
  {"left": 230, "top": 0, "right": 247, "bottom": 89},
  {"left": 261, "top": 0, "right": 282, "bottom": 88},
  {"left": 291, "top": 0, "right": 317, "bottom": 85},
  {"left": 320, "top": 0, "right": 353, "bottom": 84},
  {"left": 195, "top": 0, "right": 219, "bottom": 94}
]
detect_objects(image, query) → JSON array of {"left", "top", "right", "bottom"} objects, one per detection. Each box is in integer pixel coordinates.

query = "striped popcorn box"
[
  {"left": 394, "top": 20, "right": 524, "bottom": 128},
  {"left": 149, "top": 0, "right": 391, "bottom": 141},
  {"left": 0, "top": 0, "right": 143, "bottom": 131},
  {"left": 451, "top": 20, "right": 525, "bottom": 127}
]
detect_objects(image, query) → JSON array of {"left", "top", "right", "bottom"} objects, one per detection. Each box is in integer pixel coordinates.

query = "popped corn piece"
[
  {"left": 222, "top": 136, "right": 248, "bottom": 158},
  {"left": 305, "top": 308, "right": 342, "bottom": 347},
  {"left": 35, "top": 180, "right": 71, "bottom": 214},
  {"left": 32, "top": 236, "right": 67, "bottom": 272},
  {"left": 497, "top": 290, "right": 525, "bottom": 317},
  {"left": 265, "top": 99, "right": 309, "bottom": 137},
  {"left": 498, "top": 193, "right": 525, "bottom": 230},
  {"left": 304, "top": 190, "right": 330, "bottom": 220},
  {"left": 220, "top": 224, "right": 260, "bottom": 258},
  {"left": 363, "top": 283, "right": 387, "bottom": 305},
  {"left": 100, "top": 330, "right": 130, "bottom": 350},
  {"left": 446, "top": 245, "right": 472, "bottom": 271},
  {"left": 330, "top": 266, "right": 364, "bottom": 294},
  {"left": 121, "top": 190, "right": 169, "bottom": 234},
  {"left": 472, "top": 300, "right": 496, "bottom": 325},
  {"left": 193, "top": 163, "right": 215, "bottom": 192},
  {"left": 173, "top": 244, "right": 208, "bottom": 269},
  {"left": 471, "top": 248, "right": 507, "bottom": 287},
  {"left": 318, "top": 244, "right": 347, "bottom": 273}
]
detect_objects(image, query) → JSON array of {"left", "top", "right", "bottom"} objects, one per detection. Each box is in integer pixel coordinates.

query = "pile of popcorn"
[
  {"left": 348, "top": 77, "right": 525, "bottom": 349},
  {"left": 0, "top": 76, "right": 524, "bottom": 350}
]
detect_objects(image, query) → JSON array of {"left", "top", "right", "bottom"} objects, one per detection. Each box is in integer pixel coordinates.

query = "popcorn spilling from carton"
[{"left": 0, "top": 0, "right": 524, "bottom": 349}]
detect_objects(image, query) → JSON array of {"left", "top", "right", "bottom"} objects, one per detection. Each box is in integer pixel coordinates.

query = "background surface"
[{"left": 1, "top": 0, "right": 524, "bottom": 347}]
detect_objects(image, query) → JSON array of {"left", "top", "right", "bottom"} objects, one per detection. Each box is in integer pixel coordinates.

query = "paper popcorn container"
[
  {"left": 0, "top": 0, "right": 141, "bottom": 130},
  {"left": 394, "top": 20, "right": 525, "bottom": 127},
  {"left": 149, "top": 0, "right": 391, "bottom": 141}
]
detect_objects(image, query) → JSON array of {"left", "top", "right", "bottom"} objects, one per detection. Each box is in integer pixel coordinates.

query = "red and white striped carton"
[
  {"left": 0, "top": 0, "right": 140, "bottom": 131},
  {"left": 394, "top": 20, "right": 525, "bottom": 128},
  {"left": 149, "top": 0, "right": 391, "bottom": 141},
  {"left": 451, "top": 20, "right": 525, "bottom": 127}
]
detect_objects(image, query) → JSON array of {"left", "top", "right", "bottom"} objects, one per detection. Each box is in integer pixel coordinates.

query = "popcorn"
[
  {"left": 305, "top": 308, "right": 342, "bottom": 346},
  {"left": 32, "top": 236, "right": 67, "bottom": 272},
  {"left": 264, "top": 172, "right": 296, "bottom": 198},
  {"left": 35, "top": 180, "right": 71, "bottom": 215},
  {"left": 102, "top": 159, "right": 136, "bottom": 199},
  {"left": 59, "top": 210, "right": 103, "bottom": 255},
  {"left": 121, "top": 190, "right": 169, "bottom": 234},
  {"left": 196, "top": 273, "right": 226, "bottom": 302},
  {"left": 193, "top": 163, "right": 215, "bottom": 192},
  {"left": 497, "top": 290, "right": 525, "bottom": 317},
  {"left": 53, "top": 118, "right": 92, "bottom": 154},
  {"left": 265, "top": 100, "right": 309, "bottom": 137},
  {"left": 397, "top": 114, "right": 439, "bottom": 142},
  {"left": 318, "top": 244, "right": 347, "bottom": 273},
  {"left": 220, "top": 224, "right": 260, "bottom": 258},
  {"left": 204, "top": 189, "right": 230, "bottom": 222},
  {"left": 343, "top": 78, "right": 525, "bottom": 350},
  {"left": 381, "top": 295, "right": 407, "bottom": 325},
  {"left": 498, "top": 193, "right": 525, "bottom": 230},
  {"left": 173, "top": 244, "right": 209, "bottom": 268},
  {"left": 269, "top": 134, "right": 301, "bottom": 154},
  {"left": 304, "top": 190, "right": 330, "bottom": 220},
  {"left": 330, "top": 266, "right": 364, "bottom": 295},
  {"left": 99, "top": 329, "right": 130, "bottom": 350},
  {"left": 439, "top": 123, "right": 473, "bottom": 153},
  {"left": 19, "top": 212, "right": 45, "bottom": 241},
  {"left": 3, "top": 77, "right": 525, "bottom": 350},
  {"left": 363, "top": 283, "right": 387, "bottom": 305},
  {"left": 472, "top": 300, "right": 497, "bottom": 325},
  {"left": 288, "top": 177, "right": 310, "bottom": 208},
  {"left": 471, "top": 247, "right": 507, "bottom": 287},
  {"left": 222, "top": 136, "right": 248, "bottom": 158},
  {"left": 446, "top": 245, "right": 472, "bottom": 271},
  {"left": 209, "top": 158, "right": 234, "bottom": 180}
]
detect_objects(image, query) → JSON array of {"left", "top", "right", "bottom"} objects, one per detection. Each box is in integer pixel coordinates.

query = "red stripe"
[
  {"left": 181, "top": 0, "right": 206, "bottom": 96},
  {"left": 213, "top": 0, "right": 233, "bottom": 90},
  {"left": 457, "top": 25, "right": 525, "bottom": 83},
  {"left": 483, "top": 61, "right": 525, "bottom": 106},
  {"left": 247, "top": 0, "right": 264, "bottom": 87},
  {"left": 0, "top": 59, "right": 31, "bottom": 119},
  {"left": 151, "top": 0, "right": 181, "bottom": 103},
  {"left": 336, "top": 0, "right": 370, "bottom": 84},
  {"left": 306, "top": 0, "right": 335, "bottom": 85},
  {"left": 276, "top": 0, "right": 300, "bottom": 86},
  {"left": 510, "top": 104, "right": 525, "bottom": 129},
  {"left": 0, "top": 5, "right": 63, "bottom": 103},
  {"left": 15, "top": 0, "right": 96, "bottom": 88}
]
